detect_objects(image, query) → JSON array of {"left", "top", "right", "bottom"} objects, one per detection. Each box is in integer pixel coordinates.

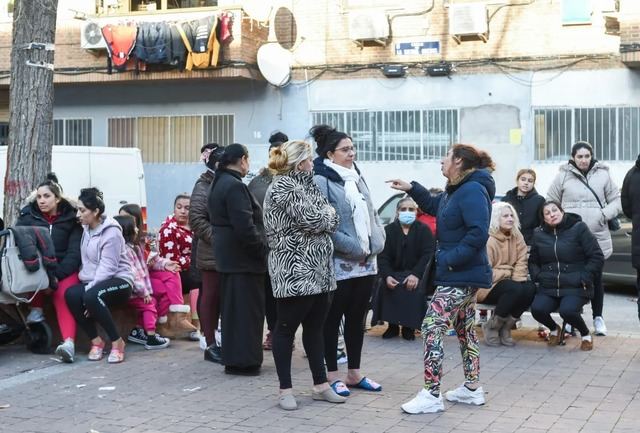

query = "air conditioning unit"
[
  {"left": 449, "top": 3, "right": 489, "bottom": 44},
  {"left": 81, "top": 21, "right": 107, "bottom": 50},
  {"left": 348, "top": 11, "right": 390, "bottom": 47}
]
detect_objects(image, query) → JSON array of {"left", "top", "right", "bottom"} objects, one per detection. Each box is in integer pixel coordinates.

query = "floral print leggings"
[{"left": 421, "top": 285, "right": 479, "bottom": 395}]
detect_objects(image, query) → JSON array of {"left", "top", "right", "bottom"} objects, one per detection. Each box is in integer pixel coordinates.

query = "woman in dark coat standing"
[
  {"left": 377, "top": 197, "right": 435, "bottom": 340},
  {"left": 502, "top": 168, "right": 545, "bottom": 246},
  {"left": 621, "top": 155, "right": 640, "bottom": 320},
  {"left": 389, "top": 144, "right": 496, "bottom": 414},
  {"left": 189, "top": 143, "right": 225, "bottom": 363},
  {"left": 208, "top": 143, "right": 268, "bottom": 375},
  {"left": 529, "top": 201, "right": 604, "bottom": 351}
]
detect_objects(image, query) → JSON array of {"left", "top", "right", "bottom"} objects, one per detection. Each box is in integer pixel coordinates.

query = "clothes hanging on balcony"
[
  {"left": 102, "top": 23, "right": 138, "bottom": 73},
  {"left": 176, "top": 16, "right": 220, "bottom": 70}
]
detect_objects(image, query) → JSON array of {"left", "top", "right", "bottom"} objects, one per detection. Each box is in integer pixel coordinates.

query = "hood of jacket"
[
  {"left": 541, "top": 212, "right": 582, "bottom": 233},
  {"left": 561, "top": 159, "right": 609, "bottom": 178},
  {"left": 312, "top": 156, "right": 363, "bottom": 185},
  {"left": 20, "top": 199, "right": 78, "bottom": 224},
  {"left": 86, "top": 215, "right": 122, "bottom": 236},
  {"left": 446, "top": 168, "right": 496, "bottom": 201},
  {"left": 504, "top": 186, "right": 541, "bottom": 202}
]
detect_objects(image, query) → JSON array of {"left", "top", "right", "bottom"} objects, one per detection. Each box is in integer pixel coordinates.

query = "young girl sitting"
[{"left": 114, "top": 215, "right": 170, "bottom": 350}]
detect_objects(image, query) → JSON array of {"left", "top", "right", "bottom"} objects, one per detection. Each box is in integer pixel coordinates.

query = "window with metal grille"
[
  {"left": 534, "top": 107, "right": 640, "bottom": 161},
  {"left": 108, "top": 114, "right": 234, "bottom": 163},
  {"left": 53, "top": 118, "right": 92, "bottom": 146},
  {"left": 0, "top": 122, "right": 8, "bottom": 146},
  {"left": 311, "top": 109, "right": 458, "bottom": 162}
]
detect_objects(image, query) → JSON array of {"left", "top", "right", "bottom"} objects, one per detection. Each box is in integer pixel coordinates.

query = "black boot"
[
  {"left": 382, "top": 323, "right": 400, "bottom": 339},
  {"left": 401, "top": 326, "right": 415, "bottom": 341},
  {"left": 204, "top": 344, "right": 222, "bottom": 364}
]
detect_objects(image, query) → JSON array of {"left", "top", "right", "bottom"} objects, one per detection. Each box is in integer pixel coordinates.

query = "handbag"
[
  {"left": 1, "top": 229, "right": 49, "bottom": 303},
  {"left": 571, "top": 173, "right": 621, "bottom": 232}
]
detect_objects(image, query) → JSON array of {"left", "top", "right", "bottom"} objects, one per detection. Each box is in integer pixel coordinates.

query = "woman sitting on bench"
[
  {"left": 477, "top": 202, "right": 535, "bottom": 347},
  {"left": 528, "top": 201, "right": 604, "bottom": 351}
]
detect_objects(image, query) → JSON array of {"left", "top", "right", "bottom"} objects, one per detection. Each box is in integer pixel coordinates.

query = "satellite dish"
[
  {"left": 243, "top": 0, "right": 273, "bottom": 22},
  {"left": 257, "top": 43, "right": 293, "bottom": 87}
]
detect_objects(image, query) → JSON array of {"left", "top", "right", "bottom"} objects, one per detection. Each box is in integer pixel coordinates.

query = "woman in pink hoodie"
[{"left": 65, "top": 188, "right": 134, "bottom": 364}]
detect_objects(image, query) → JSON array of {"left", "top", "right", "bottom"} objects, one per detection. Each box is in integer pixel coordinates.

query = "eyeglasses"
[{"left": 334, "top": 146, "right": 356, "bottom": 153}]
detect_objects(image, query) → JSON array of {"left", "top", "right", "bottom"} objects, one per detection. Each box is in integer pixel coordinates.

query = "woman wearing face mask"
[
  {"left": 263, "top": 140, "right": 345, "bottom": 410},
  {"left": 208, "top": 143, "right": 269, "bottom": 375},
  {"left": 17, "top": 173, "right": 83, "bottom": 362},
  {"left": 502, "top": 169, "right": 545, "bottom": 246},
  {"left": 388, "top": 144, "right": 495, "bottom": 414},
  {"left": 377, "top": 197, "right": 435, "bottom": 341},
  {"left": 529, "top": 201, "right": 604, "bottom": 351},
  {"left": 311, "top": 124, "right": 386, "bottom": 397},
  {"left": 476, "top": 202, "right": 536, "bottom": 347},
  {"left": 546, "top": 141, "right": 621, "bottom": 337}
]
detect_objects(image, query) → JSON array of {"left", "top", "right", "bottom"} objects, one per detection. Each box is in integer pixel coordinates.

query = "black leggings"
[
  {"left": 180, "top": 270, "right": 197, "bottom": 294},
  {"left": 590, "top": 268, "right": 604, "bottom": 318},
  {"left": 324, "top": 275, "right": 375, "bottom": 372},
  {"left": 265, "top": 273, "right": 277, "bottom": 332},
  {"left": 65, "top": 278, "right": 132, "bottom": 342},
  {"left": 272, "top": 292, "right": 331, "bottom": 389},
  {"left": 482, "top": 279, "right": 536, "bottom": 318},
  {"left": 530, "top": 293, "right": 590, "bottom": 336}
]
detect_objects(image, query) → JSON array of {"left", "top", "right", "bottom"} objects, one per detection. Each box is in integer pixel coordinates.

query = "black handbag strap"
[{"left": 571, "top": 172, "right": 605, "bottom": 210}]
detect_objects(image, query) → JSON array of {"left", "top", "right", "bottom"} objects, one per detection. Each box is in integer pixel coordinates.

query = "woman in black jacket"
[
  {"left": 207, "top": 143, "right": 269, "bottom": 375},
  {"left": 529, "top": 201, "right": 604, "bottom": 351},
  {"left": 16, "top": 174, "right": 82, "bottom": 362},
  {"left": 502, "top": 168, "right": 545, "bottom": 246},
  {"left": 377, "top": 197, "right": 434, "bottom": 340}
]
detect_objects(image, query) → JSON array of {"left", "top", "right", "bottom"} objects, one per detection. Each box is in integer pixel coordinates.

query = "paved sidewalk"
[{"left": 1, "top": 292, "right": 639, "bottom": 433}]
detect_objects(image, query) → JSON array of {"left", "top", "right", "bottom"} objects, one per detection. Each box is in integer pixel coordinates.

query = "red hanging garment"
[{"left": 101, "top": 23, "right": 138, "bottom": 72}]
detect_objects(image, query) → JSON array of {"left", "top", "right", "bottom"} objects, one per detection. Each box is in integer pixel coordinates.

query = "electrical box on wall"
[{"left": 449, "top": 3, "right": 489, "bottom": 44}]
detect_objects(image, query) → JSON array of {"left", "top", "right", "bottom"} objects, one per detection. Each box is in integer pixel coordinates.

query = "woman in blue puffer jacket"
[{"left": 389, "top": 144, "right": 495, "bottom": 414}]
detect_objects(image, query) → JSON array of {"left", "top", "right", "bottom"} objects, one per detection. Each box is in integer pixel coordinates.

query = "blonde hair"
[
  {"left": 489, "top": 202, "right": 521, "bottom": 236},
  {"left": 268, "top": 140, "right": 313, "bottom": 175},
  {"left": 516, "top": 168, "right": 537, "bottom": 183}
]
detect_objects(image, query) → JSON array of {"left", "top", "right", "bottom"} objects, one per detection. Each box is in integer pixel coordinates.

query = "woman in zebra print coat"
[{"left": 263, "top": 140, "right": 346, "bottom": 410}]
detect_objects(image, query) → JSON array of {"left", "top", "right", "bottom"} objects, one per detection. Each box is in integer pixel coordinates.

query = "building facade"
[{"left": 0, "top": 0, "right": 639, "bottom": 228}]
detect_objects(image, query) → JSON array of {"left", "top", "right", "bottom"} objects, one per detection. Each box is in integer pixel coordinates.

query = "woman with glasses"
[
  {"left": 377, "top": 197, "right": 435, "bottom": 340},
  {"left": 311, "top": 124, "right": 386, "bottom": 397}
]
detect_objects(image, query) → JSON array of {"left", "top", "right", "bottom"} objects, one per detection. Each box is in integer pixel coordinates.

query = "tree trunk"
[{"left": 3, "top": 0, "right": 58, "bottom": 226}]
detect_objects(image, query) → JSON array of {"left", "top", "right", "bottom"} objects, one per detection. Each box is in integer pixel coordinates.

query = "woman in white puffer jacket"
[{"left": 546, "top": 141, "right": 622, "bottom": 337}]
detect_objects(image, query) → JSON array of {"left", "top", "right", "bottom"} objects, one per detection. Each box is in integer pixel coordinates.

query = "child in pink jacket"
[{"left": 114, "top": 215, "right": 170, "bottom": 350}]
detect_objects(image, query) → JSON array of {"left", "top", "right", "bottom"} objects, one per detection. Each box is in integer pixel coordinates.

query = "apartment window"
[
  {"left": 534, "top": 107, "right": 640, "bottom": 161},
  {"left": 0, "top": 122, "right": 8, "bottom": 146},
  {"left": 108, "top": 114, "right": 234, "bottom": 163},
  {"left": 53, "top": 119, "right": 92, "bottom": 146},
  {"left": 311, "top": 109, "right": 458, "bottom": 162},
  {"left": 562, "top": 0, "right": 592, "bottom": 25}
]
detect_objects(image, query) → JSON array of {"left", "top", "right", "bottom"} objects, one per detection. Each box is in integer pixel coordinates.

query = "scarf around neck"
[{"left": 324, "top": 159, "right": 371, "bottom": 255}]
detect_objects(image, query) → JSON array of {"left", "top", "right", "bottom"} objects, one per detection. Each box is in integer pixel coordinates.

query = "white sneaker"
[
  {"left": 189, "top": 330, "right": 202, "bottom": 341},
  {"left": 26, "top": 308, "right": 45, "bottom": 324},
  {"left": 55, "top": 339, "right": 75, "bottom": 363},
  {"left": 199, "top": 334, "right": 207, "bottom": 351},
  {"left": 401, "top": 389, "right": 444, "bottom": 414},
  {"left": 594, "top": 317, "right": 607, "bottom": 336},
  {"left": 444, "top": 384, "right": 485, "bottom": 405}
]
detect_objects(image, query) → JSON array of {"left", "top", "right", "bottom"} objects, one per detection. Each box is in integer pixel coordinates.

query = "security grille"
[
  {"left": 108, "top": 114, "right": 234, "bottom": 163},
  {"left": 311, "top": 109, "right": 458, "bottom": 162},
  {"left": 53, "top": 118, "right": 92, "bottom": 146},
  {"left": 534, "top": 107, "right": 640, "bottom": 161}
]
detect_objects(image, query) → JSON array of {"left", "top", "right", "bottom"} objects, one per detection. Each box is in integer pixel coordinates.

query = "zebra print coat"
[{"left": 264, "top": 170, "right": 340, "bottom": 298}]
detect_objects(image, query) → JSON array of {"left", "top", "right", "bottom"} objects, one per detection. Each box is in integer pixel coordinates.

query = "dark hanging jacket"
[
  {"left": 408, "top": 168, "right": 495, "bottom": 288},
  {"left": 528, "top": 213, "right": 604, "bottom": 299},
  {"left": 16, "top": 200, "right": 82, "bottom": 281},
  {"left": 9, "top": 226, "right": 58, "bottom": 290},
  {"left": 621, "top": 155, "right": 640, "bottom": 269},
  {"left": 502, "top": 187, "right": 545, "bottom": 245},
  {"left": 207, "top": 168, "right": 268, "bottom": 274}
]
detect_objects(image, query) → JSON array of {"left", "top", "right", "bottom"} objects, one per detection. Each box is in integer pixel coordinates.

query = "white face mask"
[{"left": 398, "top": 211, "right": 416, "bottom": 225}]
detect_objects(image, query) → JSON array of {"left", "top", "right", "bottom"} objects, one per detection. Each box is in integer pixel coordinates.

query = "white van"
[{"left": 0, "top": 146, "right": 147, "bottom": 219}]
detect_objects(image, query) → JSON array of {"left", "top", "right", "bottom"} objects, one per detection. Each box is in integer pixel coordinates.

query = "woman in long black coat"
[
  {"left": 621, "top": 154, "right": 640, "bottom": 319},
  {"left": 377, "top": 197, "right": 434, "bottom": 340},
  {"left": 207, "top": 143, "right": 269, "bottom": 375}
]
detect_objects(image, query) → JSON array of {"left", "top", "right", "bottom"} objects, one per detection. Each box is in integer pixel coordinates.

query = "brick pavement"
[{"left": 1, "top": 315, "right": 640, "bottom": 433}]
